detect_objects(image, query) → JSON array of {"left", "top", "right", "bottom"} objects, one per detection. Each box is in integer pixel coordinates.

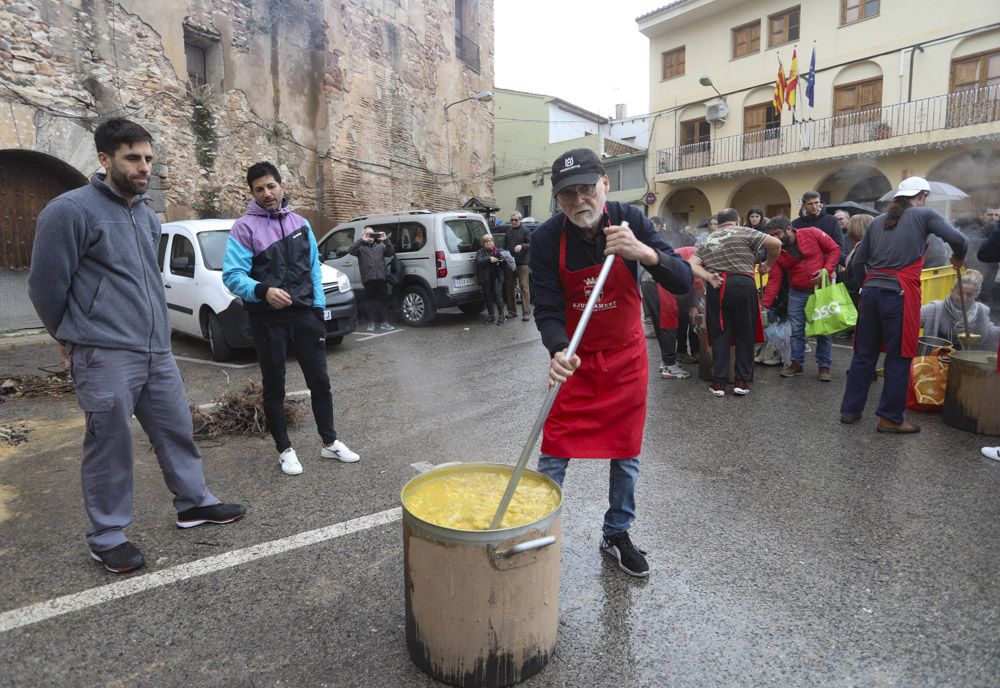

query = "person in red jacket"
[{"left": 761, "top": 216, "right": 841, "bottom": 381}]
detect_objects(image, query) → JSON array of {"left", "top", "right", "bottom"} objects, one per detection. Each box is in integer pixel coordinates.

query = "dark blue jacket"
[
  {"left": 978, "top": 223, "right": 1000, "bottom": 263},
  {"left": 529, "top": 202, "right": 692, "bottom": 355},
  {"left": 793, "top": 211, "right": 847, "bottom": 264}
]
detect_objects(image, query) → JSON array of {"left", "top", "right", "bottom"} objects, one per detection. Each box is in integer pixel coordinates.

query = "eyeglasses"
[
  {"left": 510, "top": 218, "right": 521, "bottom": 223},
  {"left": 556, "top": 184, "right": 598, "bottom": 205}
]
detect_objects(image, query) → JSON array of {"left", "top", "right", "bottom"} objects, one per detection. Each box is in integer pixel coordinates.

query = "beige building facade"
[
  {"left": 638, "top": 0, "right": 1000, "bottom": 228},
  {"left": 0, "top": 0, "right": 494, "bottom": 270},
  {"left": 493, "top": 88, "right": 648, "bottom": 223}
]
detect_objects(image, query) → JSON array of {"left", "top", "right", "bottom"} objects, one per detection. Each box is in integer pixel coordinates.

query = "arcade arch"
[
  {"left": 816, "top": 164, "right": 891, "bottom": 207},
  {"left": 660, "top": 186, "right": 711, "bottom": 230},
  {"left": 727, "top": 177, "right": 791, "bottom": 221}
]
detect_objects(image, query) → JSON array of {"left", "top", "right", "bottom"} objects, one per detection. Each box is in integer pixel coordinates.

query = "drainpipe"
[{"left": 907, "top": 43, "right": 924, "bottom": 103}]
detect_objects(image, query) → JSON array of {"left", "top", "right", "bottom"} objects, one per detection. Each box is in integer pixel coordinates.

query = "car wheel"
[
  {"left": 458, "top": 302, "right": 484, "bottom": 315},
  {"left": 400, "top": 285, "right": 436, "bottom": 327},
  {"left": 207, "top": 312, "right": 235, "bottom": 362}
]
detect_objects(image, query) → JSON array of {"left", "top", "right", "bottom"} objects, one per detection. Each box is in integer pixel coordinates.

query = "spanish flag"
[
  {"left": 773, "top": 61, "right": 786, "bottom": 112},
  {"left": 785, "top": 48, "right": 799, "bottom": 109}
]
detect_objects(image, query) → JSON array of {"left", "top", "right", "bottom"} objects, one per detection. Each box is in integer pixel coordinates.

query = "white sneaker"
[
  {"left": 981, "top": 447, "right": 1000, "bottom": 461},
  {"left": 321, "top": 439, "right": 360, "bottom": 463},
  {"left": 380, "top": 321, "right": 394, "bottom": 331},
  {"left": 279, "top": 448, "right": 303, "bottom": 475},
  {"left": 661, "top": 364, "right": 690, "bottom": 379},
  {"left": 366, "top": 322, "right": 375, "bottom": 333}
]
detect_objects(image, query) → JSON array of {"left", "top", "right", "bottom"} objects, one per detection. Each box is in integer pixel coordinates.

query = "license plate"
[
  {"left": 323, "top": 308, "right": 332, "bottom": 321},
  {"left": 454, "top": 277, "right": 475, "bottom": 288}
]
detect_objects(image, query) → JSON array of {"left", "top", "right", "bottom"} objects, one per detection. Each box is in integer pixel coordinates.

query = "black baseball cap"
[{"left": 551, "top": 148, "right": 605, "bottom": 196}]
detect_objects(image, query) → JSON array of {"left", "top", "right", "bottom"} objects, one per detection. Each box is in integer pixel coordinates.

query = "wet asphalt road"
[{"left": 0, "top": 309, "right": 998, "bottom": 688}]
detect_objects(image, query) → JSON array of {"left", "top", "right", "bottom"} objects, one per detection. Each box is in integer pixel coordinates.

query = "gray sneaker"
[
  {"left": 661, "top": 363, "right": 690, "bottom": 379},
  {"left": 366, "top": 322, "right": 376, "bottom": 333},
  {"left": 380, "top": 321, "right": 394, "bottom": 331}
]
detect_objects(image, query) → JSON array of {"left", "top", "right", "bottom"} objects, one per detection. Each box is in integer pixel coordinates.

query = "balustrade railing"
[{"left": 657, "top": 84, "right": 1000, "bottom": 174}]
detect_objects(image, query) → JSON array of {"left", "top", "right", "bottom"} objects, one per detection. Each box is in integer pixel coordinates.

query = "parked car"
[
  {"left": 158, "top": 219, "right": 357, "bottom": 361},
  {"left": 316, "top": 210, "right": 490, "bottom": 326}
]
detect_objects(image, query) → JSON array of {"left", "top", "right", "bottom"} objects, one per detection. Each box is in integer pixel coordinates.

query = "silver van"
[{"left": 316, "top": 210, "right": 489, "bottom": 326}]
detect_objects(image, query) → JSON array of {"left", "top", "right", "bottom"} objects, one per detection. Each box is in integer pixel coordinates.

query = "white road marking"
[
  {"left": 173, "top": 356, "right": 255, "bottom": 369},
  {"left": 0, "top": 507, "right": 402, "bottom": 634},
  {"left": 352, "top": 329, "right": 404, "bottom": 341}
]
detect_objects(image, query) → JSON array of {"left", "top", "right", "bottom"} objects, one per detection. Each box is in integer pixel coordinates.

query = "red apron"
[
  {"left": 657, "top": 287, "right": 679, "bottom": 329},
  {"left": 541, "top": 229, "right": 647, "bottom": 459},
  {"left": 656, "top": 245, "right": 701, "bottom": 329},
  {"left": 864, "top": 257, "right": 923, "bottom": 358}
]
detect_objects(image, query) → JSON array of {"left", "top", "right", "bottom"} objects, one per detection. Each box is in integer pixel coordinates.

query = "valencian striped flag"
[
  {"left": 773, "top": 60, "right": 786, "bottom": 112},
  {"left": 785, "top": 48, "right": 799, "bottom": 109}
]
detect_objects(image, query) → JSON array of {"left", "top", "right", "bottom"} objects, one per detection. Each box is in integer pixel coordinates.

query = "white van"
[{"left": 316, "top": 210, "right": 490, "bottom": 326}]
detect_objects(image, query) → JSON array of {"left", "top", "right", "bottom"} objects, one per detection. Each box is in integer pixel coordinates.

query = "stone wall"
[{"left": 0, "top": 0, "right": 494, "bottom": 230}]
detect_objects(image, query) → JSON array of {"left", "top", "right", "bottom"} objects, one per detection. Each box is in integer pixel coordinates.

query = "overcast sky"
[{"left": 493, "top": 0, "right": 666, "bottom": 119}]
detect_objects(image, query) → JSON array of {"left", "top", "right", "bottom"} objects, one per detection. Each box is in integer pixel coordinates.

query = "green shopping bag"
[{"left": 805, "top": 269, "right": 858, "bottom": 337}]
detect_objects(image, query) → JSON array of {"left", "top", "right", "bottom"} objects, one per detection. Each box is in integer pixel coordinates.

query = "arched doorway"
[
  {"left": 0, "top": 150, "right": 88, "bottom": 268},
  {"left": 660, "top": 186, "right": 711, "bottom": 231},
  {"left": 817, "top": 164, "right": 890, "bottom": 206},
  {"left": 728, "top": 177, "right": 791, "bottom": 221},
  {"left": 0, "top": 149, "right": 87, "bottom": 331}
]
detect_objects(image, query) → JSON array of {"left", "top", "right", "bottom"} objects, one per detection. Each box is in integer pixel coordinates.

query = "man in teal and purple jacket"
[{"left": 223, "top": 161, "right": 360, "bottom": 476}]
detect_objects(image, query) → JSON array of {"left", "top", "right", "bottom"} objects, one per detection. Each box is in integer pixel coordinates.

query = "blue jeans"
[
  {"left": 788, "top": 288, "right": 832, "bottom": 367},
  {"left": 537, "top": 455, "right": 639, "bottom": 536}
]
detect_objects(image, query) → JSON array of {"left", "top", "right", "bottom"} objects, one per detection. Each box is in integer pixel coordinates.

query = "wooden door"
[
  {"left": 743, "top": 103, "right": 780, "bottom": 160},
  {"left": 832, "top": 77, "right": 883, "bottom": 145},
  {"left": 0, "top": 152, "right": 87, "bottom": 268}
]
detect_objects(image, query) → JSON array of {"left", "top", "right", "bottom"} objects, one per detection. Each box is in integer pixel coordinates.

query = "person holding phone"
[{"left": 350, "top": 226, "right": 396, "bottom": 332}]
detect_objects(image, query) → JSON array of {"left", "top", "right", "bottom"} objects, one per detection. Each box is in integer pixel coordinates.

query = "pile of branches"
[
  {"left": 191, "top": 380, "right": 303, "bottom": 440},
  {"left": 0, "top": 370, "right": 75, "bottom": 399},
  {"left": 0, "top": 422, "right": 31, "bottom": 447}
]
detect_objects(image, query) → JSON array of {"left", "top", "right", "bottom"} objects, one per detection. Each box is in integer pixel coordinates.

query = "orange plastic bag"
[{"left": 905, "top": 347, "right": 951, "bottom": 411}]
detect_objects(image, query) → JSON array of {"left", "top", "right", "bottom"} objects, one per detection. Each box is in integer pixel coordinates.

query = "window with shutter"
[
  {"left": 832, "top": 77, "right": 884, "bottom": 144},
  {"left": 947, "top": 50, "right": 1000, "bottom": 127}
]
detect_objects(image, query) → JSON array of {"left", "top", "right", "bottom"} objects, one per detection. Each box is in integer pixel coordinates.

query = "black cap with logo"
[{"left": 551, "top": 148, "right": 606, "bottom": 196}]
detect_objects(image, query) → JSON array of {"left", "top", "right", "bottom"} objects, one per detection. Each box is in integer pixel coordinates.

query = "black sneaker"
[
  {"left": 176, "top": 503, "right": 246, "bottom": 529},
  {"left": 600, "top": 532, "right": 649, "bottom": 578},
  {"left": 90, "top": 541, "right": 145, "bottom": 574}
]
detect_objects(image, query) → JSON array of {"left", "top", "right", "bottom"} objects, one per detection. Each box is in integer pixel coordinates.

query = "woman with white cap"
[{"left": 839, "top": 176, "right": 969, "bottom": 433}]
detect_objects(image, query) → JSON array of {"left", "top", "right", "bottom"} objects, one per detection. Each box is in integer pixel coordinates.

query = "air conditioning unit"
[{"left": 706, "top": 103, "right": 729, "bottom": 124}]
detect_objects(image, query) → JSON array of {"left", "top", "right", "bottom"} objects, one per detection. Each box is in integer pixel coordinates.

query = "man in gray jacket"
[{"left": 28, "top": 118, "right": 244, "bottom": 574}]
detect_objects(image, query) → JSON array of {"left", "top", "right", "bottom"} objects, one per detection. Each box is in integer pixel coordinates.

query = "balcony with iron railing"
[{"left": 656, "top": 84, "right": 1000, "bottom": 177}]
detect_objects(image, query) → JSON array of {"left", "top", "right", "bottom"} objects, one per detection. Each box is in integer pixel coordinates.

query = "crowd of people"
[{"left": 25, "top": 119, "right": 1000, "bottom": 581}]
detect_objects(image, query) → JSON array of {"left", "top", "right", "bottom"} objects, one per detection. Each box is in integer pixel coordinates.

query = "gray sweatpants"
[{"left": 70, "top": 346, "right": 218, "bottom": 551}]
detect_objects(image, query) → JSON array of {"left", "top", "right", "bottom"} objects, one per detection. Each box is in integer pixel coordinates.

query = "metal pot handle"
[{"left": 493, "top": 536, "right": 556, "bottom": 559}]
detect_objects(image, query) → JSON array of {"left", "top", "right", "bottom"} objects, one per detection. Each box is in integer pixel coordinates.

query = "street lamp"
[
  {"left": 444, "top": 90, "right": 494, "bottom": 113},
  {"left": 698, "top": 75, "right": 726, "bottom": 103}
]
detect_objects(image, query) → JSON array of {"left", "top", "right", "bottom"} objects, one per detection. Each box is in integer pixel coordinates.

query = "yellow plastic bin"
[{"left": 920, "top": 266, "right": 956, "bottom": 306}]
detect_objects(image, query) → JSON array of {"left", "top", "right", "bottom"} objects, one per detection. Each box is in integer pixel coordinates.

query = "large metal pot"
[
  {"left": 402, "top": 463, "right": 561, "bottom": 688},
  {"left": 943, "top": 350, "right": 1000, "bottom": 435}
]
